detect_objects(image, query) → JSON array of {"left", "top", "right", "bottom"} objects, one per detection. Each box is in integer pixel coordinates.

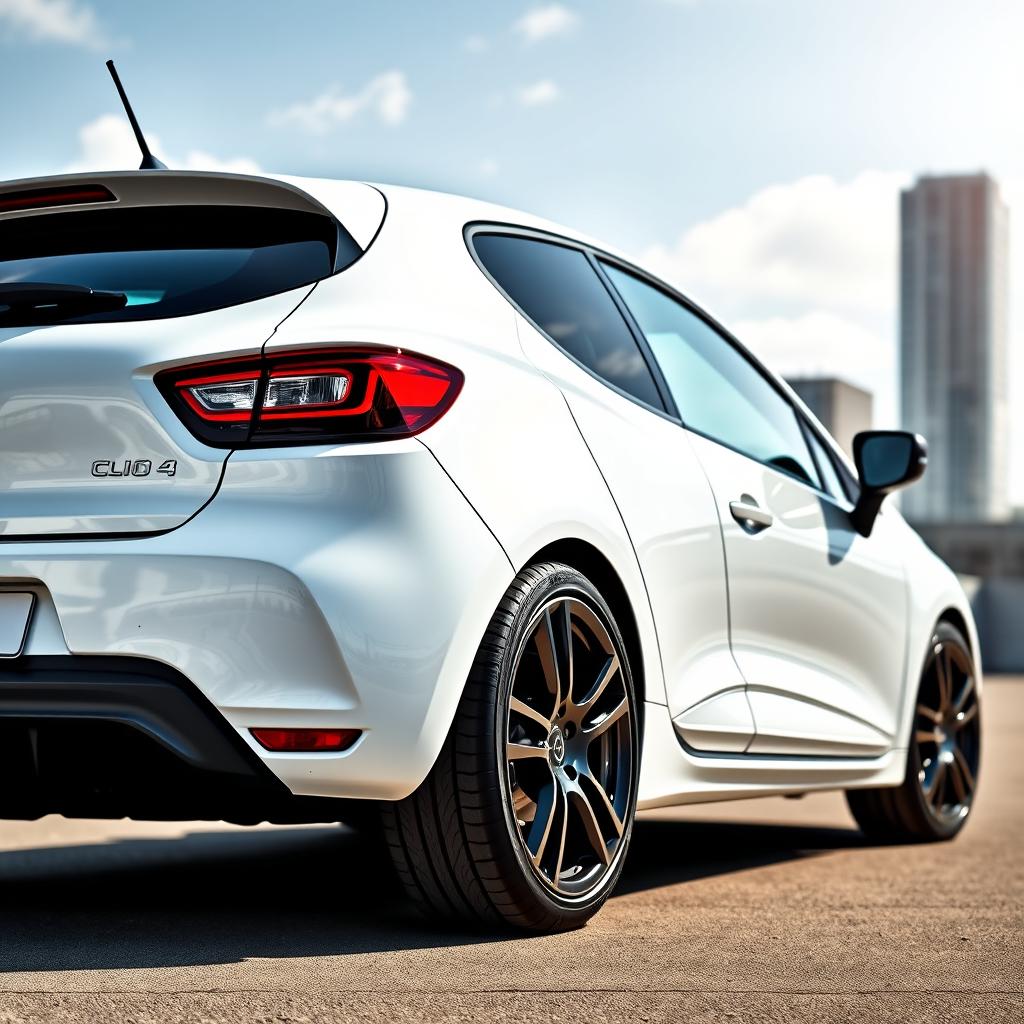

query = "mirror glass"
[{"left": 859, "top": 435, "right": 913, "bottom": 490}]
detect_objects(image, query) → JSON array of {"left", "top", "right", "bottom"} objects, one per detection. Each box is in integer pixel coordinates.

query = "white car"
[{"left": 0, "top": 170, "right": 981, "bottom": 932}]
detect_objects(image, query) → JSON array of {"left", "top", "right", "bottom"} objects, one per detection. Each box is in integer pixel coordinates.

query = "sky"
[{"left": 1, "top": 0, "right": 1022, "bottom": 500}]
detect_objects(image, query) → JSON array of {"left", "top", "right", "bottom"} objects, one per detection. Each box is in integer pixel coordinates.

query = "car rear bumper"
[{"left": 0, "top": 440, "right": 512, "bottom": 806}]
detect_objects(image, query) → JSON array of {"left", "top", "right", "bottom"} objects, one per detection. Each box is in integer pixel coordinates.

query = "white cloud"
[
  {"left": 64, "top": 114, "right": 261, "bottom": 175},
  {"left": 642, "top": 169, "right": 1024, "bottom": 500},
  {"left": 734, "top": 311, "right": 894, "bottom": 426},
  {"left": 518, "top": 79, "right": 561, "bottom": 107},
  {"left": 642, "top": 171, "right": 909, "bottom": 321},
  {"left": 0, "top": 0, "right": 113, "bottom": 49},
  {"left": 268, "top": 72, "right": 412, "bottom": 135},
  {"left": 514, "top": 4, "right": 579, "bottom": 43},
  {"left": 464, "top": 34, "right": 488, "bottom": 53},
  {"left": 640, "top": 172, "right": 907, "bottom": 430}
]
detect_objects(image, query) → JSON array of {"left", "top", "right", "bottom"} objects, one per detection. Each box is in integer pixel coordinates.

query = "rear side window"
[
  {"left": 0, "top": 205, "right": 359, "bottom": 326},
  {"left": 472, "top": 233, "right": 665, "bottom": 411},
  {"left": 603, "top": 263, "right": 821, "bottom": 488}
]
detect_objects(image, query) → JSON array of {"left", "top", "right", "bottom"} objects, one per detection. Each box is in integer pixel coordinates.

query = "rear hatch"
[{"left": 0, "top": 171, "right": 384, "bottom": 538}]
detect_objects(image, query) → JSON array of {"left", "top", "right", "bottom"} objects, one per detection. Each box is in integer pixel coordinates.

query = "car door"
[
  {"left": 470, "top": 229, "right": 754, "bottom": 753},
  {"left": 602, "top": 261, "right": 909, "bottom": 757}
]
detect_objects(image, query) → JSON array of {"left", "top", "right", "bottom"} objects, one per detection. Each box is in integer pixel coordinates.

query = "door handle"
[{"left": 729, "top": 496, "right": 773, "bottom": 533}]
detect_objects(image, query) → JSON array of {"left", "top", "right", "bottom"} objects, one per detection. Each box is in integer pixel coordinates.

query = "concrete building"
[
  {"left": 900, "top": 173, "right": 1010, "bottom": 522},
  {"left": 787, "top": 377, "right": 873, "bottom": 457}
]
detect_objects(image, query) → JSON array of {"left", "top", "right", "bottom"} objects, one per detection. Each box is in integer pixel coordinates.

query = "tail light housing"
[{"left": 157, "top": 347, "right": 463, "bottom": 448}]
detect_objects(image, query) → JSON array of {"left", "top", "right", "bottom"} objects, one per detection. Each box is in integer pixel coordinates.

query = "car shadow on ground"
[{"left": 0, "top": 817, "right": 864, "bottom": 972}]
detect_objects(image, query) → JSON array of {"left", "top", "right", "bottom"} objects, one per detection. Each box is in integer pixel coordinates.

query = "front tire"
[
  {"left": 381, "top": 561, "right": 640, "bottom": 932},
  {"left": 846, "top": 621, "right": 980, "bottom": 843}
]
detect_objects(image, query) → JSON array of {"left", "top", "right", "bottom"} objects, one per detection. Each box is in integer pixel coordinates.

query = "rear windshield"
[{"left": 0, "top": 204, "right": 360, "bottom": 326}]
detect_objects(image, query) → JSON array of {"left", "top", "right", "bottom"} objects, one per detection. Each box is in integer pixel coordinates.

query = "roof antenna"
[{"left": 105, "top": 59, "right": 167, "bottom": 170}]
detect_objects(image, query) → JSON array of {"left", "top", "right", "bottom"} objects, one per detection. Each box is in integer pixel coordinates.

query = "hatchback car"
[{"left": 0, "top": 170, "right": 981, "bottom": 932}]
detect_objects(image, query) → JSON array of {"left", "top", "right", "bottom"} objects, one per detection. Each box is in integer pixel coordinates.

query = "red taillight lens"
[
  {"left": 0, "top": 184, "right": 116, "bottom": 213},
  {"left": 157, "top": 348, "right": 462, "bottom": 448},
  {"left": 250, "top": 727, "right": 361, "bottom": 752}
]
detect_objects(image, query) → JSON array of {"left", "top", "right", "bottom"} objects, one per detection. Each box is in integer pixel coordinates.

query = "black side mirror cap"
[{"left": 850, "top": 430, "right": 927, "bottom": 537}]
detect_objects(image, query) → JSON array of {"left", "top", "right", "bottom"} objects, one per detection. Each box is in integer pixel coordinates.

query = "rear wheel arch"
[{"left": 524, "top": 538, "right": 646, "bottom": 711}]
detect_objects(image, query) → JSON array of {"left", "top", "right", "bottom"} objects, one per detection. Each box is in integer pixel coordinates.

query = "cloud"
[
  {"left": 268, "top": 72, "right": 412, "bottom": 134},
  {"left": 642, "top": 169, "right": 1024, "bottom": 498},
  {"left": 734, "top": 311, "right": 894, "bottom": 425},
  {"left": 641, "top": 171, "right": 910, "bottom": 321},
  {"left": 514, "top": 4, "right": 579, "bottom": 43},
  {"left": 518, "top": 79, "right": 561, "bottom": 107},
  {"left": 640, "top": 172, "right": 909, "bottom": 432},
  {"left": 63, "top": 114, "right": 262, "bottom": 175},
  {"left": 0, "top": 0, "right": 113, "bottom": 49}
]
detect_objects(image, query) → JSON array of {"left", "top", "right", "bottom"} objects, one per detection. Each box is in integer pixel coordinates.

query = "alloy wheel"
[
  {"left": 914, "top": 638, "right": 980, "bottom": 826},
  {"left": 502, "top": 595, "right": 635, "bottom": 899}
]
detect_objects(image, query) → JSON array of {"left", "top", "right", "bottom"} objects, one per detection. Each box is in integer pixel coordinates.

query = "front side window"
[
  {"left": 472, "top": 233, "right": 665, "bottom": 411},
  {"left": 603, "top": 263, "right": 820, "bottom": 488}
]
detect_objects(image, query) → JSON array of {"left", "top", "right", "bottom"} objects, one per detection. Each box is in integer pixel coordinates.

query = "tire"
[
  {"left": 381, "top": 561, "right": 641, "bottom": 932},
  {"left": 846, "top": 621, "right": 980, "bottom": 843}
]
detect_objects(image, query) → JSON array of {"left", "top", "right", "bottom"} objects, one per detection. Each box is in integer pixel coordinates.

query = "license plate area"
[{"left": 0, "top": 592, "right": 35, "bottom": 658}]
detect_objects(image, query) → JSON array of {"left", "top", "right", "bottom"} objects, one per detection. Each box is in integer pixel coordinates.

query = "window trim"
[
  {"left": 796, "top": 415, "right": 859, "bottom": 510},
  {"left": 464, "top": 222, "right": 678, "bottom": 421},
  {"left": 465, "top": 220, "right": 852, "bottom": 500}
]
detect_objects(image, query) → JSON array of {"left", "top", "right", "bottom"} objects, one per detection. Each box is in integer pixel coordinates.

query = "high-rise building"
[
  {"left": 900, "top": 173, "right": 1010, "bottom": 522},
  {"left": 787, "top": 377, "right": 873, "bottom": 458}
]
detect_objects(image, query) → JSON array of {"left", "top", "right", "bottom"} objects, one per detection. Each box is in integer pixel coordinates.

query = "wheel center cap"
[{"left": 548, "top": 726, "right": 566, "bottom": 767}]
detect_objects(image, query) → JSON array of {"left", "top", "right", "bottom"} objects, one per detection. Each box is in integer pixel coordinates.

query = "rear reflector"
[
  {"left": 0, "top": 184, "right": 116, "bottom": 214},
  {"left": 157, "top": 347, "right": 463, "bottom": 448},
  {"left": 250, "top": 727, "right": 361, "bottom": 752}
]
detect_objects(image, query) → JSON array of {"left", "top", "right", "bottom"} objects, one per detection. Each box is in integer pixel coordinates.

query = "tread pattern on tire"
[{"left": 380, "top": 562, "right": 625, "bottom": 932}]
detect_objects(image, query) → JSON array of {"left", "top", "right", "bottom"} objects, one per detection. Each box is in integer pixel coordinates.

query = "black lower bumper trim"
[{"left": 0, "top": 655, "right": 355, "bottom": 824}]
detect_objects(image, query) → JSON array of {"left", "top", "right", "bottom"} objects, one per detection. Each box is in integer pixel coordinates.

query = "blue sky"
[{"left": 2, "top": 0, "right": 1022, "bottom": 498}]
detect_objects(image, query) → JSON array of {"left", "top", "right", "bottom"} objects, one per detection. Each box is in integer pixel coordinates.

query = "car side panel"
[{"left": 511, "top": 313, "right": 746, "bottom": 730}]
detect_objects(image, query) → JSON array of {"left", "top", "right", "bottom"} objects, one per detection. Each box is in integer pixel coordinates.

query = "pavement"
[{"left": 0, "top": 679, "right": 1020, "bottom": 1024}]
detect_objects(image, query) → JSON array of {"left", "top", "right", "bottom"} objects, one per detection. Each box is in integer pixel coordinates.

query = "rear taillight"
[{"left": 157, "top": 347, "right": 463, "bottom": 448}]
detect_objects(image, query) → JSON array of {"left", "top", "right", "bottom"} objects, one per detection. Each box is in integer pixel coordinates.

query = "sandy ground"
[{"left": 0, "top": 679, "right": 1020, "bottom": 1023}]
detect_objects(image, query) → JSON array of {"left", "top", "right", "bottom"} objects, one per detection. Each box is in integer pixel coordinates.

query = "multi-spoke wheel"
[
  {"left": 846, "top": 621, "right": 980, "bottom": 842},
  {"left": 504, "top": 597, "right": 633, "bottom": 898},
  {"left": 381, "top": 562, "right": 640, "bottom": 931}
]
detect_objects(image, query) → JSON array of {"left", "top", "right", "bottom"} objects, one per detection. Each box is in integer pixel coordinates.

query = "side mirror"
[{"left": 850, "top": 431, "right": 927, "bottom": 537}]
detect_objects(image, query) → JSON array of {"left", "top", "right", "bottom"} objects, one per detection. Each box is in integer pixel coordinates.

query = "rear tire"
[
  {"left": 381, "top": 561, "right": 640, "bottom": 932},
  {"left": 846, "top": 621, "right": 980, "bottom": 843}
]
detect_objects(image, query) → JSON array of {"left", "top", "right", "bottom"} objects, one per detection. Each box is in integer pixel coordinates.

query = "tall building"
[
  {"left": 787, "top": 377, "right": 873, "bottom": 458},
  {"left": 900, "top": 173, "right": 1010, "bottom": 522}
]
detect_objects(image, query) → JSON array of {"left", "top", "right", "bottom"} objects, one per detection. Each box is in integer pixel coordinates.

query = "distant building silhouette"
[
  {"left": 900, "top": 173, "right": 1010, "bottom": 522},
  {"left": 787, "top": 377, "right": 872, "bottom": 458}
]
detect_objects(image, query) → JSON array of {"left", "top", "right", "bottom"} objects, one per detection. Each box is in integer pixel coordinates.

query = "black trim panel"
[{"left": 0, "top": 654, "right": 356, "bottom": 824}]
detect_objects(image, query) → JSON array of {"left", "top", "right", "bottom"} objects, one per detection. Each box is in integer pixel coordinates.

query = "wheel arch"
[
  {"left": 937, "top": 606, "right": 974, "bottom": 658},
  {"left": 523, "top": 537, "right": 648, "bottom": 710}
]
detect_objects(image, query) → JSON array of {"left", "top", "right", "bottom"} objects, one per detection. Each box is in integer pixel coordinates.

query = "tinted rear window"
[
  {"left": 0, "top": 205, "right": 359, "bottom": 325},
  {"left": 472, "top": 233, "right": 665, "bottom": 411}
]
